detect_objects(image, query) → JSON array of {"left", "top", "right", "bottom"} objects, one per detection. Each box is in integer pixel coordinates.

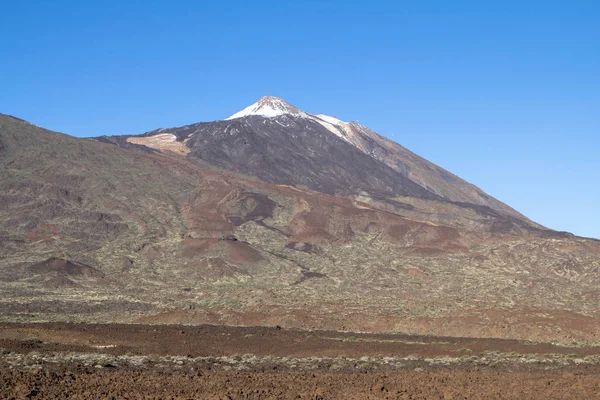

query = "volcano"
[{"left": 0, "top": 100, "right": 598, "bottom": 342}]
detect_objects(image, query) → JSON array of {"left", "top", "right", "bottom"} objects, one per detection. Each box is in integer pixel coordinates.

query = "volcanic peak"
[
  {"left": 225, "top": 96, "right": 305, "bottom": 120},
  {"left": 224, "top": 96, "right": 358, "bottom": 143}
]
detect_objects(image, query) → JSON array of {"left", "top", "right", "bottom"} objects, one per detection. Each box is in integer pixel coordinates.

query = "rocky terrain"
[
  {"left": 1, "top": 98, "right": 599, "bottom": 346},
  {"left": 2, "top": 323, "right": 600, "bottom": 399}
]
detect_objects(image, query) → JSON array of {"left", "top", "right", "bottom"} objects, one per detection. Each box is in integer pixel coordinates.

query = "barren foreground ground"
[{"left": 1, "top": 323, "right": 600, "bottom": 399}]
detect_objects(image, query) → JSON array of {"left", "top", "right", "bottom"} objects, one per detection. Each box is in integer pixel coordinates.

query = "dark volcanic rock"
[{"left": 140, "top": 116, "right": 440, "bottom": 200}]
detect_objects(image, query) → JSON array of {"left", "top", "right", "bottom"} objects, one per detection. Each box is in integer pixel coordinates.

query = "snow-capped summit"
[
  {"left": 225, "top": 96, "right": 306, "bottom": 120},
  {"left": 224, "top": 96, "right": 369, "bottom": 149}
]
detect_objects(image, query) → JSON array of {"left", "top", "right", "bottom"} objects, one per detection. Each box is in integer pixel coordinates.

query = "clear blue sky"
[{"left": 1, "top": 1, "right": 598, "bottom": 238}]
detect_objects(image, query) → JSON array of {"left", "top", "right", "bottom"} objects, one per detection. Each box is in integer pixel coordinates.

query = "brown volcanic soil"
[
  {"left": 2, "top": 323, "right": 600, "bottom": 398},
  {"left": 3, "top": 113, "right": 600, "bottom": 345},
  {"left": 4, "top": 367, "right": 600, "bottom": 399}
]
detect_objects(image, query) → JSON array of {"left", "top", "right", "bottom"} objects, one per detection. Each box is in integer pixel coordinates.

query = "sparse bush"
[{"left": 21, "top": 338, "right": 43, "bottom": 344}]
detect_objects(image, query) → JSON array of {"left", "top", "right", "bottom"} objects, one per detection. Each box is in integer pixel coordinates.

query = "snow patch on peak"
[
  {"left": 226, "top": 96, "right": 307, "bottom": 120},
  {"left": 224, "top": 97, "right": 367, "bottom": 150},
  {"left": 314, "top": 114, "right": 346, "bottom": 125},
  {"left": 311, "top": 114, "right": 365, "bottom": 149}
]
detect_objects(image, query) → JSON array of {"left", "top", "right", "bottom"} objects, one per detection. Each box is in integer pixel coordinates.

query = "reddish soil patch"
[
  {"left": 3, "top": 323, "right": 600, "bottom": 359},
  {"left": 3, "top": 323, "right": 600, "bottom": 399},
  {"left": 25, "top": 224, "right": 61, "bottom": 242},
  {"left": 3, "top": 367, "right": 600, "bottom": 399},
  {"left": 225, "top": 240, "right": 264, "bottom": 263},
  {"left": 1, "top": 323, "right": 600, "bottom": 399}
]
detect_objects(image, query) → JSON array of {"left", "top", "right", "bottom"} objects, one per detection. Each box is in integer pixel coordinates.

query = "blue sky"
[{"left": 1, "top": 1, "right": 599, "bottom": 238}]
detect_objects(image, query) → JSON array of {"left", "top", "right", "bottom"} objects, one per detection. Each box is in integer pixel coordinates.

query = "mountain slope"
[
  {"left": 148, "top": 115, "right": 440, "bottom": 200},
  {"left": 0, "top": 113, "right": 193, "bottom": 288},
  {"left": 315, "top": 118, "right": 528, "bottom": 220},
  {"left": 224, "top": 97, "right": 526, "bottom": 219},
  {"left": 1, "top": 112, "right": 599, "bottom": 342},
  {"left": 112, "top": 97, "right": 529, "bottom": 223}
]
